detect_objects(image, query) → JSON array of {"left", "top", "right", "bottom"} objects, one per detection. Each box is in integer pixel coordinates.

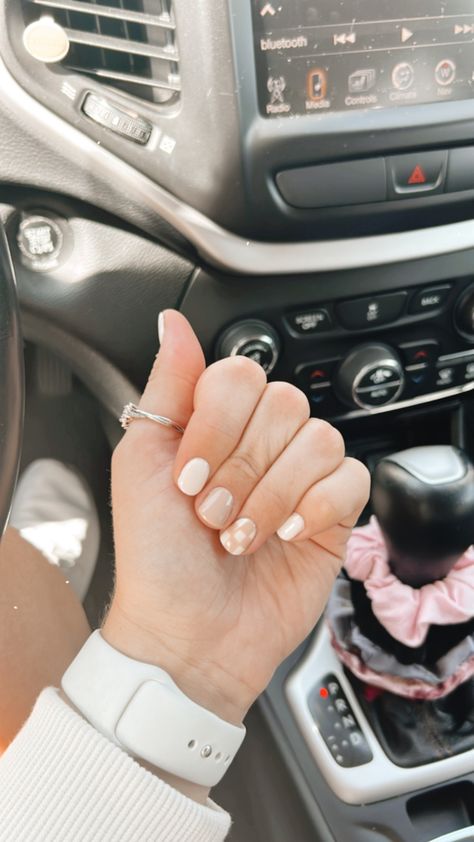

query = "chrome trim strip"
[
  {"left": 64, "top": 28, "right": 179, "bottom": 61},
  {"left": 438, "top": 350, "right": 474, "bottom": 363},
  {"left": 72, "top": 66, "right": 181, "bottom": 92},
  {"left": 286, "top": 624, "right": 474, "bottom": 805},
  {"left": 32, "top": 0, "right": 175, "bottom": 29},
  {"left": 429, "top": 830, "right": 474, "bottom": 842},
  {"left": 2, "top": 51, "right": 474, "bottom": 275},
  {"left": 334, "top": 379, "right": 474, "bottom": 421}
]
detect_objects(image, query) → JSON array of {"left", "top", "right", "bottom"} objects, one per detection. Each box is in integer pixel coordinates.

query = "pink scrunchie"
[{"left": 344, "top": 517, "right": 474, "bottom": 648}]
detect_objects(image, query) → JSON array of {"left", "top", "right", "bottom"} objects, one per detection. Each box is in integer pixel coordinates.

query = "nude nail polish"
[
  {"left": 177, "top": 458, "right": 210, "bottom": 496},
  {"left": 220, "top": 518, "right": 257, "bottom": 556},
  {"left": 199, "top": 487, "right": 234, "bottom": 528},
  {"left": 158, "top": 311, "right": 165, "bottom": 344},
  {"left": 277, "top": 513, "right": 305, "bottom": 542}
]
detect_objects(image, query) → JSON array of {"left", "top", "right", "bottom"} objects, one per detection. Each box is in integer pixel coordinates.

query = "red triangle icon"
[{"left": 408, "top": 164, "right": 427, "bottom": 185}]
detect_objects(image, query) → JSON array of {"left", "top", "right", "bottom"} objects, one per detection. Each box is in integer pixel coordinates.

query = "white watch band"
[{"left": 61, "top": 631, "right": 246, "bottom": 787}]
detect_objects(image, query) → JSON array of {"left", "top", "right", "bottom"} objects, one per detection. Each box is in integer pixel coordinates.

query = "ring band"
[{"left": 119, "top": 403, "right": 185, "bottom": 434}]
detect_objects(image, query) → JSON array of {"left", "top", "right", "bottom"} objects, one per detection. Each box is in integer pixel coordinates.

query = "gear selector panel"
[{"left": 307, "top": 674, "right": 372, "bottom": 768}]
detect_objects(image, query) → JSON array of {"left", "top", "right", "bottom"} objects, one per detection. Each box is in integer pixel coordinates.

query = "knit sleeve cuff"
[{"left": 0, "top": 688, "right": 231, "bottom": 842}]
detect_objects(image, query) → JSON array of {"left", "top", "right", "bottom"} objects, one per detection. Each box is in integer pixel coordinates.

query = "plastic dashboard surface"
[{"left": 3, "top": 0, "right": 474, "bottom": 249}]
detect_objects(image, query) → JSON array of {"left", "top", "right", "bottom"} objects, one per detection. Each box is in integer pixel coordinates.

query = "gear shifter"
[
  {"left": 326, "top": 444, "right": 474, "bottom": 769},
  {"left": 372, "top": 445, "right": 474, "bottom": 587}
]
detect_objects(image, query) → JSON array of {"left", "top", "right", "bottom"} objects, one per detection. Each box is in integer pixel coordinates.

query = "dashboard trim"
[{"left": 2, "top": 52, "right": 474, "bottom": 275}]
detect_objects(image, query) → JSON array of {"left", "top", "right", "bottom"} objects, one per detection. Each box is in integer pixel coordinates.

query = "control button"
[
  {"left": 409, "top": 285, "right": 452, "bottom": 315},
  {"left": 307, "top": 674, "right": 373, "bottom": 768},
  {"left": 288, "top": 308, "right": 333, "bottom": 335},
  {"left": 17, "top": 214, "right": 64, "bottom": 271},
  {"left": 83, "top": 94, "right": 152, "bottom": 145},
  {"left": 437, "top": 352, "right": 474, "bottom": 387},
  {"left": 355, "top": 383, "right": 401, "bottom": 407},
  {"left": 446, "top": 147, "right": 474, "bottom": 193},
  {"left": 435, "top": 59, "right": 456, "bottom": 87},
  {"left": 307, "top": 68, "right": 328, "bottom": 101},
  {"left": 454, "top": 284, "right": 474, "bottom": 341},
  {"left": 399, "top": 340, "right": 439, "bottom": 368},
  {"left": 392, "top": 61, "right": 415, "bottom": 91},
  {"left": 358, "top": 366, "right": 400, "bottom": 389},
  {"left": 336, "top": 344, "right": 405, "bottom": 410},
  {"left": 296, "top": 359, "right": 338, "bottom": 390},
  {"left": 388, "top": 151, "right": 448, "bottom": 197},
  {"left": 336, "top": 292, "right": 407, "bottom": 330},
  {"left": 217, "top": 320, "right": 281, "bottom": 375},
  {"left": 436, "top": 366, "right": 457, "bottom": 388},
  {"left": 348, "top": 68, "right": 376, "bottom": 94},
  {"left": 276, "top": 158, "right": 387, "bottom": 209}
]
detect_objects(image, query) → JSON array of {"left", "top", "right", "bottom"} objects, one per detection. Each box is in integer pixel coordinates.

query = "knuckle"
[
  {"left": 307, "top": 419, "right": 345, "bottom": 462},
  {"left": 226, "top": 449, "right": 262, "bottom": 485},
  {"left": 198, "top": 355, "right": 266, "bottom": 396},
  {"left": 265, "top": 381, "right": 310, "bottom": 421}
]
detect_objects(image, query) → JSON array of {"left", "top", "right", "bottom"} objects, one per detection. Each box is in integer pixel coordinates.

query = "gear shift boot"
[{"left": 356, "top": 679, "right": 474, "bottom": 768}]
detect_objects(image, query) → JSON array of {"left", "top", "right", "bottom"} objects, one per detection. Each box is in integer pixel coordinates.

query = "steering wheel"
[{"left": 0, "top": 225, "right": 24, "bottom": 536}]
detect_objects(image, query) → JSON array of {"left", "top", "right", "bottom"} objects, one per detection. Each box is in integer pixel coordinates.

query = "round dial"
[
  {"left": 454, "top": 284, "right": 474, "bottom": 341},
  {"left": 217, "top": 320, "right": 281, "bottom": 375},
  {"left": 336, "top": 344, "right": 405, "bottom": 410}
]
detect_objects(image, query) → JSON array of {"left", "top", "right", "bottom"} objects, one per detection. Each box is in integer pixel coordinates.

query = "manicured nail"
[
  {"left": 277, "top": 513, "right": 305, "bottom": 542},
  {"left": 158, "top": 311, "right": 165, "bottom": 344},
  {"left": 220, "top": 518, "right": 257, "bottom": 556},
  {"left": 199, "top": 487, "right": 234, "bottom": 528},
  {"left": 177, "top": 458, "right": 210, "bottom": 496}
]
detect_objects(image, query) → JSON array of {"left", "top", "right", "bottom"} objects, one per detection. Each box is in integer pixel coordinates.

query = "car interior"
[{"left": 1, "top": 1, "right": 474, "bottom": 840}]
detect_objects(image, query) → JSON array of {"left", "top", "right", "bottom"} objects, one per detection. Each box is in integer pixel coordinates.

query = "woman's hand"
[{"left": 103, "top": 311, "right": 370, "bottom": 726}]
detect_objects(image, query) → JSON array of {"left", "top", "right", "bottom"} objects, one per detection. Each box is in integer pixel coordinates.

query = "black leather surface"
[
  {"left": 0, "top": 225, "right": 24, "bottom": 536},
  {"left": 356, "top": 677, "right": 474, "bottom": 768}
]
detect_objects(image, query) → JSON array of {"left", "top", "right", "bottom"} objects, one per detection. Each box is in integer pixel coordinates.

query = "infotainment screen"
[{"left": 252, "top": 0, "right": 474, "bottom": 117}]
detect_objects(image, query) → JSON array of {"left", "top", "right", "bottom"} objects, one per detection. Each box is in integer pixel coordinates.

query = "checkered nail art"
[{"left": 220, "top": 518, "right": 257, "bottom": 556}]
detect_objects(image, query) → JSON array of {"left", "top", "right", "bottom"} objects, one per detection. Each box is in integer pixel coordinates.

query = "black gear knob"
[{"left": 372, "top": 446, "right": 474, "bottom": 587}]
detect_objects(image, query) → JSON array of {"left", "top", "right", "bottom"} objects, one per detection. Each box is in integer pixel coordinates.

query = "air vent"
[{"left": 23, "top": 0, "right": 180, "bottom": 105}]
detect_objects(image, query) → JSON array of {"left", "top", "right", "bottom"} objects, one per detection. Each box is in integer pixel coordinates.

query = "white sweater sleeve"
[{"left": 0, "top": 688, "right": 231, "bottom": 842}]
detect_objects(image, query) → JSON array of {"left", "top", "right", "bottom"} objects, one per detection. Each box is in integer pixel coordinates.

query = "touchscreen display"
[{"left": 252, "top": 0, "right": 474, "bottom": 117}]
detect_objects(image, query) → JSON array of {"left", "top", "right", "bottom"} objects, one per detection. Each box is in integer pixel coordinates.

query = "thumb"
[{"left": 137, "top": 310, "right": 206, "bottom": 434}]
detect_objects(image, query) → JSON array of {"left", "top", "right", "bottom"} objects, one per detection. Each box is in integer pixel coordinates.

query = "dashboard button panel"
[
  {"left": 288, "top": 308, "right": 333, "bottom": 335},
  {"left": 307, "top": 674, "right": 373, "bottom": 769},
  {"left": 409, "top": 285, "right": 452, "bottom": 314},
  {"left": 336, "top": 292, "right": 407, "bottom": 330},
  {"left": 276, "top": 158, "right": 387, "bottom": 209},
  {"left": 387, "top": 151, "right": 447, "bottom": 197}
]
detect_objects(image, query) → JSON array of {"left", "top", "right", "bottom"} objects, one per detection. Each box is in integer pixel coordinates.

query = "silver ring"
[{"left": 119, "top": 403, "right": 185, "bottom": 434}]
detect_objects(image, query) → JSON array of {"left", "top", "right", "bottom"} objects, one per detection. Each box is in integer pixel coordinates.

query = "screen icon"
[
  {"left": 267, "top": 76, "right": 286, "bottom": 104},
  {"left": 348, "top": 68, "right": 376, "bottom": 93},
  {"left": 392, "top": 62, "right": 415, "bottom": 91},
  {"left": 435, "top": 59, "right": 456, "bottom": 87},
  {"left": 307, "top": 68, "right": 327, "bottom": 101}
]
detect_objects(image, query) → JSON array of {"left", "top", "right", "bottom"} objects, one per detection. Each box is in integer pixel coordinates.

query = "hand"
[{"left": 103, "top": 311, "right": 370, "bottom": 727}]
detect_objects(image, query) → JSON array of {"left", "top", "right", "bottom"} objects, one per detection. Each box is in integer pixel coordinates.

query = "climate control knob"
[
  {"left": 336, "top": 344, "right": 405, "bottom": 410},
  {"left": 217, "top": 320, "right": 281, "bottom": 375}
]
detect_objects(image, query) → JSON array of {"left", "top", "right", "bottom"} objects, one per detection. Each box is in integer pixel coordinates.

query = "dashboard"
[{"left": 2, "top": 2, "right": 474, "bottom": 841}]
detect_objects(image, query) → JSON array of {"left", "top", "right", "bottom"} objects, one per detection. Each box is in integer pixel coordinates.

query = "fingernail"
[
  {"left": 220, "top": 518, "right": 257, "bottom": 556},
  {"left": 177, "top": 458, "right": 210, "bottom": 496},
  {"left": 158, "top": 311, "right": 165, "bottom": 344},
  {"left": 277, "top": 513, "right": 305, "bottom": 542},
  {"left": 199, "top": 487, "right": 234, "bottom": 528}
]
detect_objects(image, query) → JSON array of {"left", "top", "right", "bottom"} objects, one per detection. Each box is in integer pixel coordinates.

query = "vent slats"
[
  {"left": 64, "top": 27, "right": 179, "bottom": 61},
  {"left": 32, "top": 0, "right": 175, "bottom": 31},
  {"left": 24, "top": 0, "right": 180, "bottom": 105}
]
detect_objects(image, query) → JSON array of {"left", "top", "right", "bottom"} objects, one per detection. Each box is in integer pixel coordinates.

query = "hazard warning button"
[{"left": 388, "top": 151, "right": 447, "bottom": 199}]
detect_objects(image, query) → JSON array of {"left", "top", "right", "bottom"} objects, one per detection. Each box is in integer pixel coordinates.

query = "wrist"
[{"left": 102, "top": 602, "right": 252, "bottom": 726}]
